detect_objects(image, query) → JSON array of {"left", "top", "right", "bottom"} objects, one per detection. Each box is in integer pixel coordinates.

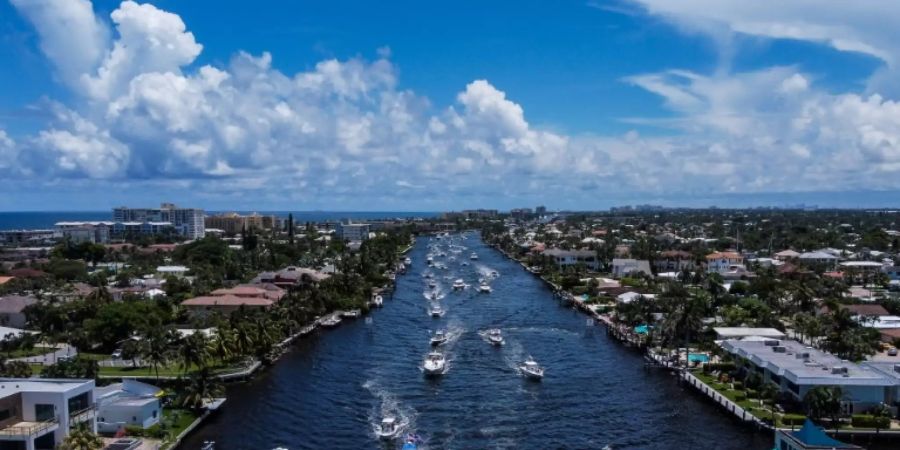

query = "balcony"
[
  {"left": 69, "top": 404, "right": 97, "bottom": 424},
  {"left": 0, "top": 416, "right": 59, "bottom": 439}
]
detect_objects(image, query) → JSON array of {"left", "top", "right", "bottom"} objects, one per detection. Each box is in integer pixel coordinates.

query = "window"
[
  {"left": 34, "top": 404, "right": 54, "bottom": 422},
  {"left": 152, "top": 410, "right": 158, "bottom": 418},
  {"left": 68, "top": 392, "right": 90, "bottom": 413}
]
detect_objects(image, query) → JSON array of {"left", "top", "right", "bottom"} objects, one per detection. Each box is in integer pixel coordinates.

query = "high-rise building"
[
  {"left": 205, "top": 212, "right": 280, "bottom": 235},
  {"left": 113, "top": 203, "right": 205, "bottom": 239},
  {"left": 535, "top": 205, "right": 547, "bottom": 215}
]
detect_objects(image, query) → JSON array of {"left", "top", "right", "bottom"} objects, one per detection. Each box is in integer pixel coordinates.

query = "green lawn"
[
  {"left": 2, "top": 347, "right": 54, "bottom": 358},
  {"left": 28, "top": 359, "right": 243, "bottom": 379}
]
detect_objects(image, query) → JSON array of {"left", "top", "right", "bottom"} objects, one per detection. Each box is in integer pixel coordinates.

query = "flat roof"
[
  {"left": 0, "top": 378, "right": 93, "bottom": 394},
  {"left": 721, "top": 339, "right": 895, "bottom": 387},
  {"left": 714, "top": 327, "right": 786, "bottom": 338}
]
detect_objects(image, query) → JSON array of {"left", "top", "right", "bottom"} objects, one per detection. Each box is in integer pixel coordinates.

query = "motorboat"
[
  {"left": 520, "top": 356, "right": 544, "bottom": 380},
  {"left": 342, "top": 309, "right": 361, "bottom": 319},
  {"left": 429, "top": 292, "right": 439, "bottom": 301},
  {"left": 478, "top": 283, "right": 491, "bottom": 293},
  {"left": 470, "top": 252, "right": 478, "bottom": 260},
  {"left": 428, "top": 280, "right": 437, "bottom": 289},
  {"left": 422, "top": 351, "right": 447, "bottom": 376},
  {"left": 487, "top": 328, "right": 504, "bottom": 346},
  {"left": 321, "top": 315, "right": 342, "bottom": 328},
  {"left": 430, "top": 330, "right": 449, "bottom": 346},
  {"left": 461, "top": 262, "right": 469, "bottom": 266},
  {"left": 372, "top": 295, "right": 384, "bottom": 307},
  {"left": 430, "top": 304, "right": 444, "bottom": 317},
  {"left": 402, "top": 434, "right": 422, "bottom": 450},
  {"left": 375, "top": 416, "right": 403, "bottom": 440},
  {"left": 404, "top": 257, "right": 412, "bottom": 265},
  {"left": 452, "top": 279, "right": 465, "bottom": 290},
  {"left": 201, "top": 442, "right": 215, "bottom": 450},
  {"left": 426, "top": 256, "right": 434, "bottom": 266},
  {"left": 489, "top": 270, "right": 499, "bottom": 278}
]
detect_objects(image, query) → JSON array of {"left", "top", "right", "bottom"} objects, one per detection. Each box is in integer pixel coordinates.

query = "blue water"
[
  {"left": 688, "top": 354, "right": 710, "bottom": 363},
  {"left": 0, "top": 211, "right": 438, "bottom": 230},
  {"left": 180, "top": 233, "right": 774, "bottom": 450}
]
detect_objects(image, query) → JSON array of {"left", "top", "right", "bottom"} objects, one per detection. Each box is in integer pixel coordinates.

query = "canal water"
[{"left": 182, "top": 233, "right": 774, "bottom": 449}]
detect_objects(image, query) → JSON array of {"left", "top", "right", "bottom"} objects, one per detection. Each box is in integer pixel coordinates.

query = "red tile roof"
[{"left": 181, "top": 295, "right": 273, "bottom": 307}]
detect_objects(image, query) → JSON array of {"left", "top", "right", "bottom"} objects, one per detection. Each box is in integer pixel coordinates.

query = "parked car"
[
  {"left": 888, "top": 347, "right": 898, "bottom": 357},
  {"left": 111, "top": 348, "right": 123, "bottom": 359}
]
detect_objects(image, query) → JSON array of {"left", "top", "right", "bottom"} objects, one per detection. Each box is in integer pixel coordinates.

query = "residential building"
[
  {"left": 156, "top": 265, "right": 190, "bottom": 278},
  {"left": 205, "top": 212, "right": 279, "bottom": 235},
  {"left": 251, "top": 266, "right": 331, "bottom": 288},
  {"left": 797, "top": 251, "right": 839, "bottom": 269},
  {"left": 113, "top": 203, "right": 205, "bottom": 239},
  {"left": 773, "top": 420, "right": 862, "bottom": 450},
  {"left": 535, "top": 206, "right": 547, "bottom": 215},
  {"left": 54, "top": 222, "right": 113, "bottom": 244},
  {"left": 0, "top": 230, "right": 55, "bottom": 247},
  {"left": 705, "top": 252, "right": 744, "bottom": 275},
  {"left": 721, "top": 339, "right": 896, "bottom": 413},
  {"left": 655, "top": 250, "right": 694, "bottom": 273},
  {"left": 181, "top": 295, "right": 273, "bottom": 319},
  {"left": 0, "top": 295, "right": 38, "bottom": 328},
  {"left": 712, "top": 327, "right": 786, "bottom": 341},
  {"left": 95, "top": 380, "right": 162, "bottom": 434},
  {"left": 460, "top": 209, "right": 499, "bottom": 219},
  {"left": 337, "top": 222, "right": 370, "bottom": 242},
  {"left": 543, "top": 249, "right": 599, "bottom": 270},
  {"left": 0, "top": 378, "right": 97, "bottom": 450},
  {"left": 774, "top": 249, "right": 801, "bottom": 261},
  {"left": 611, "top": 258, "right": 652, "bottom": 278}
]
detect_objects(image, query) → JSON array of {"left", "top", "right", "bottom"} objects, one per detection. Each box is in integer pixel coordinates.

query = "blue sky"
[{"left": 1, "top": 0, "right": 899, "bottom": 211}]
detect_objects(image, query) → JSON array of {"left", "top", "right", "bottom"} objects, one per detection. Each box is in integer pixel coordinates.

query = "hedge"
[
  {"left": 851, "top": 414, "right": 891, "bottom": 429},
  {"left": 780, "top": 414, "right": 807, "bottom": 426}
]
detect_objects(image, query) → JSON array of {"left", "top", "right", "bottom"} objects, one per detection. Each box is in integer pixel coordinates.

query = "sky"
[{"left": 1, "top": 0, "right": 899, "bottom": 211}]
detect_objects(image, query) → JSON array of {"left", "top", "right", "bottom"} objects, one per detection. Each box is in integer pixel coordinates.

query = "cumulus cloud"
[{"left": 6, "top": 0, "right": 900, "bottom": 208}]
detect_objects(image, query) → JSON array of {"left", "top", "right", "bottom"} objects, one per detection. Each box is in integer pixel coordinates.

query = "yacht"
[
  {"left": 372, "top": 295, "right": 384, "bottom": 307},
  {"left": 428, "top": 280, "right": 437, "bottom": 289},
  {"left": 429, "top": 291, "right": 439, "bottom": 301},
  {"left": 426, "top": 256, "right": 434, "bottom": 266},
  {"left": 200, "top": 442, "right": 215, "bottom": 450},
  {"left": 478, "top": 283, "right": 491, "bottom": 293},
  {"left": 452, "top": 279, "right": 465, "bottom": 290},
  {"left": 404, "top": 257, "right": 412, "bottom": 265},
  {"left": 422, "top": 351, "right": 447, "bottom": 376},
  {"left": 430, "top": 304, "right": 444, "bottom": 317},
  {"left": 375, "top": 416, "right": 403, "bottom": 440},
  {"left": 342, "top": 309, "right": 361, "bottom": 319},
  {"left": 519, "top": 356, "right": 544, "bottom": 380},
  {"left": 321, "top": 315, "right": 342, "bottom": 328},
  {"left": 470, "top": 252, "right": 478, "bottom": 260},
  {"left": 430, "top": 330, "right": 449, "bottom": 346},
  {"left": 487, "top": 328, "right": 504, "bottom": 346},
  {"left": 489, "top": 270, "right": 499, "bottom": 278}
]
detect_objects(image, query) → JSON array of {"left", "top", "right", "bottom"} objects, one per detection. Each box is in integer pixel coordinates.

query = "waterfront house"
[
  {"left": 252, "top": 266, "right": 331, "bottom": 288},
  {"left": 611, "top": 258, "right": 651, "bottom": 278},
  {"left": 181, "top": 294, "right": 273, "bottom": 319},
  {"left": 0, "top": 378, "right": 97, "bottom": 450},
  {"left": 542, "top": 248, "right": 599, "bottom": 270},
  {"left": 95, "top": 379, "right": 162, "bottom": 434},
  {"left": 705, "top": 252, "right": 744, "bottom": 275},
  {"left": 797, "top": 251, "right": 839, "bottom": 270},
  {"left": 721, "top": 339, "right": 896, "bottom": 413}
]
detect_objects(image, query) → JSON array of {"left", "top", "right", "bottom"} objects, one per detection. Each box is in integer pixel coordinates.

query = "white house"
[
  {"left": 705, "top": 252, "right": 744, "bottom": 275},
  {"left": 611, "top": 259, "right": 651, "bottom": 278},
  {"left": 95, "top": 379, "right": 163, "bottom": 434},
  {"left": 0, "top": 378, "right": 96, "bottom": 450},
  {"left": 542, "top": 249, "right": 599, "bottom": 270}
]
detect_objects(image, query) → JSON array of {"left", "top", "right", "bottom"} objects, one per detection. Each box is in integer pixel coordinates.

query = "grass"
[
  {"left": 2, "top": 347, "right": 54, "bottom": 358},
  {"left": 27, "top": 358, "right": 244, "bottom": 379},
  {"left": 154, "top": 408, "right": 201, "bottom": 450}
]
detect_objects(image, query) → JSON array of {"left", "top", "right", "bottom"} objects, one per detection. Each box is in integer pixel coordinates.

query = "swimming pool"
[{"left": 688, "top": 353, "right": 710, "bottom": 363}]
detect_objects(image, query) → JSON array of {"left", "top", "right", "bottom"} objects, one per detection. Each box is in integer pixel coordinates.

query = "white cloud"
[{"left": 7, "top": 0, "right": 900, "bottom": 207}]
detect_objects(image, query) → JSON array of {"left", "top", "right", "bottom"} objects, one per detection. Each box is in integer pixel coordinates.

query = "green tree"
[
  {"left": 59, "top": 425, "right": 104, "bottom": 450},
  {"left": 179, "top": 368, "right": 224, "bottom": 412}
]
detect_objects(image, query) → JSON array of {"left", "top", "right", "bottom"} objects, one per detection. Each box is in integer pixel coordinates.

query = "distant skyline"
[{"left": 1, "top": 1, "right": 900, "bottom": 210}]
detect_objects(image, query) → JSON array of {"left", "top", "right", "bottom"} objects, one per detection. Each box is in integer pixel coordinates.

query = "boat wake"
[{"left": 363, "top": 380, "right": 416, "bottom": 440}]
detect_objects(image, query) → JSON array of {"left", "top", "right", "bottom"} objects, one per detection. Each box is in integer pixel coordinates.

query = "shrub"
[
  {"left": 780, "top": 414, "right": 807, "bottom": 426},
  {"left": 746, "top": 389, "right": 758, "bottom": 399},
  {"left": 732, "top": 381, "right": 743, "bottom": 390},
  {"left": 733, "top": 392, "right": 748, "bottom": 402},
  {"left": 851, "top": 414, "right": 891, "bottom": 429}
]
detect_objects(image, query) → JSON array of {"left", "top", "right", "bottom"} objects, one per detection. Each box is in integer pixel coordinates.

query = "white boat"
[
  {"left": 489, "top": 270, "right": 499, "bottom": 278},
  {"left": 430, "top": 330, "right": 449, "bottom": 346},
  {"left": 372, "top": 295, "right": 384, "bottom": 307},
  {"left": 487, "top": 328, "right": 504, "bottom": 346},
  {"left": 201, "top": 442, "right": 215, "bottom": 450},
  {"left": 342, "top": 309, "right": 361, "bottom": 319},
  {"left": 478, "top": 283, "right": 491, "bottom": 293},
  {"left": 426, "top": 256, "right": 434, "bottom": 266},
  {"left": 428, "top": 280, "right": 437, "bottom": 289},
  {"left": 452, "top": 279, "right": 465, "bottom": 290},
  {"left": 520, "top": 356, "right": 544, "bottom": 380},
  {"left": 430, "top": 304, "right": 444, "bottom": 317},
  {"left": 429, "top": 292, "right": 439, "bottom": 301},
  {"left": 321, "top": 315, "right": 342, "bottom": 328},
  {"left": 404, "top": 257, "right": 412, "bottom": 265},
  {"left": 375, "top": 416, "right": 403, "bottom": 440},
  {"left": 422, "top": 351, "right": 447, "bottom": 376},
  {"left": 470, "top": 253, "right": 478, "bottom": 260}
]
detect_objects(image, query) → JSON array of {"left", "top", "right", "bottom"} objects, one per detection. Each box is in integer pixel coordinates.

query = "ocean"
[{"left": 0, "top": 211, "right": 439, "bottom": 231}]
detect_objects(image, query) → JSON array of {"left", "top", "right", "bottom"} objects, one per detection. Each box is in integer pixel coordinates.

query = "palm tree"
[
  {"left": 178, "top": 332, "right": 211, "bottom": 374},
  {"left": 804, "top": 386, "right": 844, "bottom": 430},
  {"left": 179, "top": 368, "right": 224, "bottom": 412},
  {"left": 211, "top": 326, "right": 236, "bottom": 363},
  {"left": 142, "top": 328, "right": 172, "bottom": 382},
  {"left": 871, "top": 403, "right": 892, "bottom": 434},
  {"left": 59, "top": 425, "right": 103, "bottom": 450}
]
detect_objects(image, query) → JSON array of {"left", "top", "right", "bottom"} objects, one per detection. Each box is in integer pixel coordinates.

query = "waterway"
[{"left": 182, "top": 233, "right": 775, "bottom": 449}]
